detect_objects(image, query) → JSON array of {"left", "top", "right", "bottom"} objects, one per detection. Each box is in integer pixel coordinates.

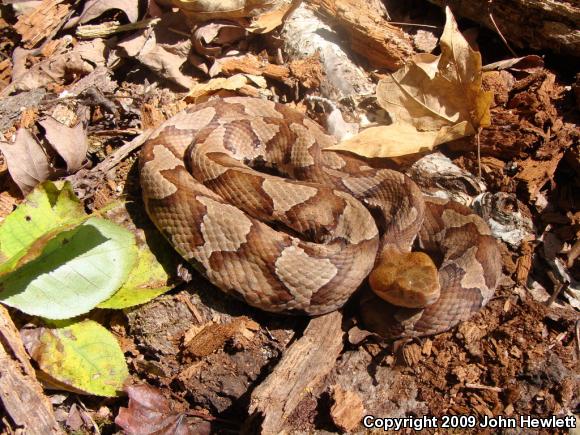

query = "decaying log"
[
  {"left": 247, "top": 311, "right": 344, "bottom": 434},
  {"left": 283, "top": 4, "right": 375, "bottom": 101},
  {"left": 0, "top": 306, "right": 62, "bottom": 435},
  {"left": 426, "top": 0, "right": 580, "bottom": 57},
  {"left": 306, "top": 0, "right": 414, "bottom": 70}
]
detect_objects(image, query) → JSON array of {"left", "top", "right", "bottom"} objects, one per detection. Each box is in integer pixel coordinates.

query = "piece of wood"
[
  {"left": 330, "top": 385, "right": 365, "bottom": 432},
  {"left": 13, "top": 0, "right": 70, "bottom": 49},
  {"left": 426, "top": 0, "right": 580, "bottom": 57},
  {"left": 0, "top": 306, "right": 62, "bottom": 434},
  {"left": 247, "top": 311, "right": 344, "bottom": 434},
  {"left": 306, "top": 0, "right": 414, "bottom": 70}
]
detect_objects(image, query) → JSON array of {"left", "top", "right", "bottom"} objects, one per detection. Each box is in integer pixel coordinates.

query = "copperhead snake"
[{"left": 140, "top": 97, "right": 501, "bottom": 338}]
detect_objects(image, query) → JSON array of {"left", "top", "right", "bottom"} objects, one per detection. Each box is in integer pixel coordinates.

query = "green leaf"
[
  {"left": 97, "top": 202, "right": 180, "bottom": 310},
  {"left": 98, "top": 247, "right": 172, "bottom": 309},
  {"left": 22, "top": 319, "right": 129, "bottom": 397},
  {"left": 0, "top": 217, "right": 138, "bottom": 319},
  {"left": 0, "top": 181, "right": 85, "bottom": 260},
  {"left": 0, "top": 181, "right": 88, "bottom": 276}
]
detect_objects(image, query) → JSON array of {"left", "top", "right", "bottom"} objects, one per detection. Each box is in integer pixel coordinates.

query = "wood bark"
[
  {"left": 426, "top": 0, "right": 580, "bottom": 57},
  {"left": 0, "top": 306, "right": 62, "bottom": 434},
  {"left": 247, "top": 311, "right": 344, "bottom": 434},
  {"left": 306, "top": 0, "right": 414, "bottom": 70}
]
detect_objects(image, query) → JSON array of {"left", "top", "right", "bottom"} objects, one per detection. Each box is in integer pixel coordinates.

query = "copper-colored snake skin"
[{"left": 140, "top": 97, "right": 502, "bottom": 338}]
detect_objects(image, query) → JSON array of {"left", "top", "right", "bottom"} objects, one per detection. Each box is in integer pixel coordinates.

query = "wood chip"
[
  {"left": 402, "top": 342, "right": 422, "bottom": 366},
  {"left": 13, "top": 0, "right": 70, "bottom": 49},
  {"left": 330, "top": 385, "right": 365, "bottom": 432},
  {"left": 182, "top": 317, "right": 259, "bottom": 359},
  {"left": 0, "top": 59, "right": 11, "bottom": 92}
]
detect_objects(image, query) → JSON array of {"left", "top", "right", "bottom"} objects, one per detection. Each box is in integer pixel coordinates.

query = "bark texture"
[{"left": 427, "top": 0, "right": 580, "bottom": 56}]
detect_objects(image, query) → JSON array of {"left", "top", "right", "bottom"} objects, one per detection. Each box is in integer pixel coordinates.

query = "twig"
[
  {"left": 476, "top": 127, "right": 482, "bottom": 180},
  {"left": 92, "top": 129, "right": 152, "bottom": 174},
  {"left": 464, "top": 383, "right": 503, "bottom": 393},
  {"left": 545, "top": 271, "right": 567, "bottom": 307},
  {"left": 75, "top": 398, "right": 101, "bottom": 435},
  {"left": 179, "top": 293, "right": 204, "bottom": 324},
  {"left": 89, "top": 128, "right": 142, "bottom": 136},
  {"left": 76, "top": 18, "right": 160, "bottom": 39},
  {"left": 575, "top": 320, "right": 580, "bottom": 361},
  {"left": 388, "top": 22, "right": 441, "bottom": 29},
  {"left": 487, "top": 0, "right": 518, "bottom": 57}
]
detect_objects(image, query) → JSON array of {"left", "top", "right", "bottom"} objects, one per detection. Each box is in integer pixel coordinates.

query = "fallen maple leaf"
[
  {"left": 328, "top": 7, "right": 493, "bottom": 158},
  {"left": 116, "top": 384, "right": 211, "bottom": 435},
  {"left": 0, "top": 129, "right": 50, "bottom": 195}
]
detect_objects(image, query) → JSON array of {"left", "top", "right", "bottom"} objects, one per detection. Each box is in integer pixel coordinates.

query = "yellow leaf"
[
  {"left": 247, "top": 0, "right": 301, "bottom": 33},
  {"left": 185, "top": 73, "right": 266, "bottom": 102},
  {"left": 326, "top": 121, "right": 474, "bottom": 158}
]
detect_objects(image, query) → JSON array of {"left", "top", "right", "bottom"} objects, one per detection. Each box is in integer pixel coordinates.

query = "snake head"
[{"left": 368, "top": 249, "right": 441, "bottom": 308}]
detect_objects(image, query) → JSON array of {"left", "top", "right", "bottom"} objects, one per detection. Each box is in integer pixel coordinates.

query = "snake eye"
[{"left": 369, "top": 250, "right": 440, "bottom": 309}]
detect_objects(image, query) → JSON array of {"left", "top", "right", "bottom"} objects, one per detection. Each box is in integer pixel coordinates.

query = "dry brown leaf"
[
  {"left": 171, "top": 0, "right": 275, "bottom": 19},
  {"left": 192, "top": 22, "right": 246, "bottom": 57},
  {"left": 483, "top": 55, "right": 544, "bottom": 72},
  {"left": 39, "top": 118, "right": 88, "bottom": 173},
  {"left": 4, "top": 40, "right": 107, "bottom": 95},
  {"left": 331, "top": 122, "right": 474, "bottom": 158},
  {"left": 75, "top": 0, "right": 140, "bottom": 25},
  {"left": 247, "top": 0, "right": 301, "bottom": 33},
  {"left": 328, "top": 7, "right": 492, "bottom": 158},
  {"left": 116, "top": 13, "right": 194, "bottom": 89},
  {"left": 184, "top": 73, "right": 266, "bottom": 102},
  {"left": 0, "top": 129, "right": 50, "bottom": 195},
  {"left": 115, "top": 384, "right": 211, "bottom": 435}
]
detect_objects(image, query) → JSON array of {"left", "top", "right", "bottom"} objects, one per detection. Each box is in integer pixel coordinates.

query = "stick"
[{"left": 248, "top": 311, "right": 344, "bottom": 434}]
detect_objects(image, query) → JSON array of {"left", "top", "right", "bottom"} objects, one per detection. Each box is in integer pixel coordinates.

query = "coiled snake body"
[{"left": 140, "top": 97, "right": 501, "bottom": 338}]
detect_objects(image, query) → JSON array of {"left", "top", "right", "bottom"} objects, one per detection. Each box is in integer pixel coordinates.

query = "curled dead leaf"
[
  {"left": 116, "top": 12, "right": 194, "bottom": 89},
  {"left": 171, "top": 0, "right": 274, "bottom": 18},
  {"left": 0, "top": 129, "right": 50, "bottom": 195},
  {"left": 66, "top": 0, "right": 141, "bottom": 28},
  {"left": 116, "top": 384, "right": 211, "bottom": 435},
  {"left": 185, "top": 73, "right": 267, "bottom": 102},
  {"left": 39, "top": 117, "right": 88, "bottom": 173},
  {"left": 192, "top": 21, "right": 247, "bottom": 57},
  {"left": 173, "top": 0, "right": 300, "bottom": 33}
]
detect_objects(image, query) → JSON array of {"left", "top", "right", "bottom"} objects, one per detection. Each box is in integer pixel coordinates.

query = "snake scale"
[{"left": 140, "top": 97, "right": 502, "bottom": 338}]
